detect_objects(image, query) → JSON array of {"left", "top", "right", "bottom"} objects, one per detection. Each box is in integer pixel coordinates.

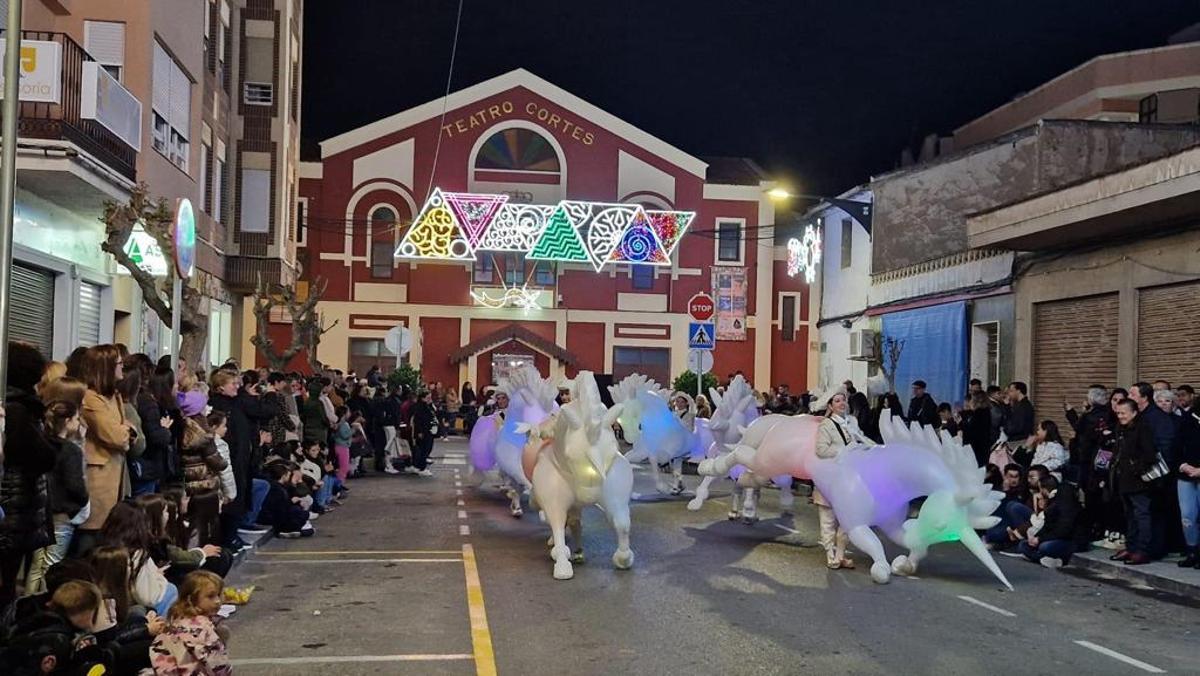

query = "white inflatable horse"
[
  {"left": 699, "top": 412, "right": 1012, "bottom": 588},
  {"left": 609, "top": 374, "right": 708, "bottom": 496},
  {"left": 522, "top": 371, "right": 635, "bottom": 580}
]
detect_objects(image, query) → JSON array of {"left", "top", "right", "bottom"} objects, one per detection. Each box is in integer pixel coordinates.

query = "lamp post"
[
  {"left": 768, "top": 188, "right": 872, "bottom": 233},
  {"left": 0, "top": 0, "right": 25, "bottom": 404}
]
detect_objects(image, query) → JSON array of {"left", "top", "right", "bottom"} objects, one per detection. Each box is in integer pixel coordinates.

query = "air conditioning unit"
[{"left": 848, "top": 329, "right": 876, "bottom": 361}]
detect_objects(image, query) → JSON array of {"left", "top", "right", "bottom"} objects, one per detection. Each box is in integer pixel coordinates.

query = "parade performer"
[
  {"left": 609, "top": 375, "right": 704, "bottom": 496},
  {"left": 814, "top": 391, "right": 875, "bottom": 569},
  {"left": 468, "top": 368, "right": 556, "bottom": 516}
]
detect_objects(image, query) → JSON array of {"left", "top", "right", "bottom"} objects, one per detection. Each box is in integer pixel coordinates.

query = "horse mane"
[
  {"left": 711, "top": 375, "right": 756, "bottom": 419},
  {"left": 608, "top": 373, "right": 665, "bottom": 404},
  {"left": 878, "top": 413, "right": 1003, "bottom": 529},
  {"left": 502, "top": 365, "right": 558, "bottom": 413}
]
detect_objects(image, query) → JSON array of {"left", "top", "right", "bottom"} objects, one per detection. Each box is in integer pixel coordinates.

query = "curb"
[{"left": 1070, "top": 549, "right": 1200, "bottom": 601}]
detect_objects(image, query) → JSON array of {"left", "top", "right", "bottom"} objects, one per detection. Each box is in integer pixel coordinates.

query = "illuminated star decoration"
[
  {"left": 786, "top": 224, "right": 823, "bottom": 283},
  {"left": 394, "top": 189, "right": 474, "bottom": 260},
  {"left": 470, "top": 285, "right": 542, "bottom": 313}
]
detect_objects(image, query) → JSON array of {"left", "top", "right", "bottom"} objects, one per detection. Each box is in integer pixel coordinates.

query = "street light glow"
[{"left": 767, "top": 187, "right": 792, "bottom": 201}]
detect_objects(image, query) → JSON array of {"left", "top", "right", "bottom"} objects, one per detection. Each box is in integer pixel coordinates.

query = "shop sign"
[
  {"left": 0, "top": 39, "right": 62, "bottom": 104},
  {"left": 118, "top": 225, "right": 169, "bottom": 277}
]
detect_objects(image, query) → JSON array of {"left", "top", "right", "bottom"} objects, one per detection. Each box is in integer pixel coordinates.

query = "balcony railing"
[{"left": 0, "top": 30, "right": 137, "bottom": 181}]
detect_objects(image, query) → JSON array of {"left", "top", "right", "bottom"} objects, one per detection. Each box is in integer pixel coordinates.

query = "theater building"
[{"left": 261, "top": 69, "right": 816, "bottom": 391}]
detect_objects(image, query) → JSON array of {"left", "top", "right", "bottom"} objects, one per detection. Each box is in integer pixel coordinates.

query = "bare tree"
[
  {"left": 870, "top": 333, "right": 906, "bottom": 394},
  {"left": 250, "top": 269, "right": 338, "bottom": 372},
  {"left": 100, "top": 184, "right": 208, "bottom": 364}
]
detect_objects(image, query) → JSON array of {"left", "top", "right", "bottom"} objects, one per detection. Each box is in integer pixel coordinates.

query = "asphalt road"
[{"left": 225, "top": 438, "right": 1200, "bottom": 675}]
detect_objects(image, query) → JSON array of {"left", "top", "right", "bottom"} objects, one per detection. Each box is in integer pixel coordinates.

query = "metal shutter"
[
  {"left": 169, "top": 59, "right": 190, "bottom": 138},
  {"left": 77, "top": 282, "right": 102, "bottom": 347},
  {"left": 84, "top": 21, "right": 125, "bottom": 67},
  {"left": 1032, "top": 293, "right": 1119, "bottom": 434},
  {"left": 1137, "top": 281, "right": 1200, "bottom": 385},
  {"left": 152, "top": 43, "right": 171, "bottom": 117},
  {"left": 10, "top": 264, "right": 56, "bottom": 357}
]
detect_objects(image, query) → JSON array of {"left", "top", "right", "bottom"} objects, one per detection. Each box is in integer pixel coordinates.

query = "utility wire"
[{"left": 423, "top": 0, "right": 465, "bottom": 204}]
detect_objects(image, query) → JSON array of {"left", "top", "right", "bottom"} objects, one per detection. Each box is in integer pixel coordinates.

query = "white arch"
[
  {"left": 467, "top": 120, "right": 568, "bottom": 200},
  {"left": 343, "top": 181, "right": 418, "bottom": 259}
]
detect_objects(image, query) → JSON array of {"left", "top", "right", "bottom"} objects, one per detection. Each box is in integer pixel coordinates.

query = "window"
[
  {"left": 612, "top": 346, "right": 670, "bottom": 386},
  {"left": 370, "top": 207, "right": 396, "bottom": 279},
  {"left": 212, "top": 153, "right": 225, "bottom": 223},
  {"left": 244, "top": 82, "right": 273, "bottom": 106},
  {"left": 473, "top": 256, "right": 494, "bottom": 284},
  {"left": 781, "top": 295, "right": 796, "bottom": 341},
  {"left": 349, "top": 337, "right": 404, "bottom": 376},
  {"left": 840, "top": 217, "right": 853, "bottom": 269},
  {"left": 219, "top": 1, "right": 231, "bottom": 93},
  {"left": 502, "top": 253, "right": 525, "bottom": 286},
  {"left": 239, "top": 169, "right": 270, "bottom": 233},
  {"left": 295, "top": 198, "right": 307, "bottom": 246},
  {"left": 289, "top": 56, "right": 299, "bottom": 121},
  {"left": 152, "top": 42, "right": 191, "bottom": 171},
  {"left": 534, "top": 261, "right": 555, "bottom": 286},
  {"left": 203, "top": 0, "right": 212, "bottom": 70},
  {"left": 84, "top": 21, "right": 125, "bottom": 82},
  {"left": 631, "top": 265, "right": 653, "bottom": 289},
  {"left": 1139, "top": 94, "right": 1158, "bottom": 123},
  {"left": 200, "top": 142, "right": 211, "bottom": 213},
  {"left": 716, "top": 220, "right": 742, "bottom": 262}
]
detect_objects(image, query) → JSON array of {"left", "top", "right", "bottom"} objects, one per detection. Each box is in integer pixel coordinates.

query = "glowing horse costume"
[
  {"left": 521, "top": 371, "right": 635, "bottom": 580},
  {"left": 687, "top": 376, "right": 795, "bottom": 522},
  {"left": 468, "top": 365, "right": 557, "bottom": 516},
  {"left": 609, "top": 374, "right": 709, "bottom": 496},
  {"left": 698, "top": 412, "right": 1012, "bottom": 588}
]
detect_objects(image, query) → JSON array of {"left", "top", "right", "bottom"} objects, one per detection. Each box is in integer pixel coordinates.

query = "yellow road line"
[
  {"left": 256, "top": 550, "right": 461, "bottom": 556},
  {"left": 461, "top": 544, "right": 497, "bottom": 676}
]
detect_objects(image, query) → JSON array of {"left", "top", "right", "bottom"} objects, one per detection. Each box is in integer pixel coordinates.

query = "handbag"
[{"left": 1140, "top": 453, "right": 1170, "bottom": 483}]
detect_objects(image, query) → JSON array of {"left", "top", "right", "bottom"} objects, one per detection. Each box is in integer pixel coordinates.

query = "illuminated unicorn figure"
[
  {"left": 609, "top": 374, "right": 707, "bottom": 496},
  {"left": 468, "top": 365, "right": 557, "bottom": 517},
  {"left": 698, "top": 412, "right": 1012, "bottom": 588},
  {"left": 521, "top": 371, "right": 635, "bottom": 580},
  {"left": 687, "top": 375, "right": 795, "bottom": 521}
]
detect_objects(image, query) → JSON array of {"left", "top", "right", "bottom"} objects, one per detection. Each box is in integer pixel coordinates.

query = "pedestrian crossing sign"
[{"left": 688, "top": 322, "right": 715, "bottom": 350}]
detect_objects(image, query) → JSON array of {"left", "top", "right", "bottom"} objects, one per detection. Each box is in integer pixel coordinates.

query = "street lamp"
[{"left": 765, "top": 187, "right": 872, "bottom": 233}]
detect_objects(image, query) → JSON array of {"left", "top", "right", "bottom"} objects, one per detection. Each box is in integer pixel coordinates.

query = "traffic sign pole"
[{"left": 0, "top": 0, "right": 25, "bottom": 405}]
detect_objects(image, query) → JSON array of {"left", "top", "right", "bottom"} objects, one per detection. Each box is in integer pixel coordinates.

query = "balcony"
[
  {"left": 1, "top": 31, "right": 140, "bottom": 212},
  {"left": 225, "top": 255, "right": 297, "bottom": 293}
]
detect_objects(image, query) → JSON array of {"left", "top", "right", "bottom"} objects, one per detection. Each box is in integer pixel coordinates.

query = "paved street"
[{"left": 225, "top": 439, "right": 1200, "bottom": 675}]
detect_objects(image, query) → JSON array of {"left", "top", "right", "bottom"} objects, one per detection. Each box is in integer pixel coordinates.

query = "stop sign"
[{"left": 688, "top": 292, "right": 715, "bottom": 321}]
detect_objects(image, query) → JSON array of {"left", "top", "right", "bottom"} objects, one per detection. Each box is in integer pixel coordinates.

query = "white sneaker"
[
  {"left": 383, "top": 466, "right": 401, "bottom": 474},
  {"left": 417, "top": 469, "right": 433, "bottom": 477},
  {"left": 278, "top": 531, "right": 302, "bottom": 539},
  {"left": 404, "top": 466, "right": 419, "bottom": 475},
  {"left": 1040, "top": 557, "right": 1064, "bottom": 569},
  {"left": 308, "top": 512, "right": 320, "bottom": 520}
]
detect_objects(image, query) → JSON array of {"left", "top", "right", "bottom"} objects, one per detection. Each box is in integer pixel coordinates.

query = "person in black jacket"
[
  {"left": 961, "top": 391, "right": 994, "bottom": 467},
  {"left": 258, "top": 463, "right": 313, "bottom": 537},
  {"left": 1111, "top": 398, "right": 1163, "bottom": 565},
  {"left": 906, "top": 380, "right": 939, "bottom": 428},
  {"left": 1019, "top": 474, "right": 1084, "bottom": 568},
  {"left": 0, "top": 342, "right": 56, "bottom": 608},
  {"left": 208, "top": 370, "right": 272, "bottom": 550},
  {"left": 1004, "top": 381, "right": 1035, "bottom": 445},
  {"left": 409, "top": 390, "right": 438, "bottom": 477}
]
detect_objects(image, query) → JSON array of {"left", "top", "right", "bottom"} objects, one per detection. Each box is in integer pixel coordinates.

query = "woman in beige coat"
[
  {"left": 78, "top": 345, "right": 133, "bottom": 546},
  {"left": 814, "top": 391, "right": 875, "bottom": 569}
]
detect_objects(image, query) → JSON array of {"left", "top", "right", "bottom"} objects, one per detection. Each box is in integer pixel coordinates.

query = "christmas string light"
[{"left": 786, "top": 224, "right": 822, "bottom": 284}]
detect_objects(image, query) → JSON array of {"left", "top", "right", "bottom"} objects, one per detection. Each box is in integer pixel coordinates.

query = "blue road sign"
[{"left": 688, "top": 322, "right": 715, "bottom": 350}]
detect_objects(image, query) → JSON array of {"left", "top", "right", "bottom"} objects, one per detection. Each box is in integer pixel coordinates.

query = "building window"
[
  {"left": 213, "top": 153, "right": 225, "bottom": 223},
  {"left": 502, "top": 253, "right": 525, "bottom": 286},
  {"left": 151, "top": 42, "right": 191, "bottom": 171},
  {"left": 781, "top": 295, "right": 796, "bottom": 341},
  {"left": 631, "top": 265, "right": 653, "bottom": 289},
  {"left": 239, "top": 168, "right": 270, "bottom": 233},
  {"left": 289, "top": 56, "right": 299, "bottom": 121},
  {"left": 613, "top": 346, "right": 670, "bottom": 387},
  {"left": 1139, "top": 94, "right": 1158, "bottom": 123},
  {"left": 244, "top": 82, "right": 274, "bottom": 106},
  {"left": 349, "top": 337, "right": 404, "bottom": 376},
  {"left": 473, "top": 256, "right": 494, "bottom": 284},
  {"left": 200, "top": 142, "right": 212, "bottom": 214},
  {"left": 219, "top": 0, "right": 231, "bottom": 94},
  {"left": 716, "top": 220, "right": 742, "bottom": 262},
  {"left": 533, "top": 261, "right": 555, "bottom": 286},
  {"left": 840, "top": 217, "right": 853, "bottom": 269},
  {"left": 370, "top": 207, "right": 396, "bottom": 279},
  {"left": 295, "top": 198, "right": 307, "bottom": 246},
  {"left": 84, "top": 21, "right": 125, "bottom": 82}
]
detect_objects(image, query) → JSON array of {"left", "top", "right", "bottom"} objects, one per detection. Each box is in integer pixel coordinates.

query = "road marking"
[
  {"left": 456, "top": 489, "right": 463, "bottom": 496},
  {"left": 444, "top": 452, "right": 466, "bottom": 458},
  {"left": 458, "top": 510, "right": 468, "bottom": 519},
  {"left": 455, "top": 481, "right": 463, "bottom": 487},
  {"left": 457, "top": 499, "right": 465, "bottom": 506},
  {"left": 460, "top": 524, "right": 471, "bottom": 536},
  {"left": 253, "top": 558, "right": 463, "bottom": 564},
  {"left": 1073, "top": 641, "right": 1165, "bottom": 673},
  {"left": 256, "top": 550, "right": 461, "bottom": 556},
  {"left": 441, "top": 458, "right": 468, "bottom": 465},
  {"left": 233, "top": 654, "right": 473, "bottom": 666},
  {"left": 462, "top": 544, "right": 497, "bottom": 676},
  {"left": 956, "top": 595, "right": 1016, "bottom": 618},
  {"left": 774, "top": 524, "right": 800, "bottom": 534}
]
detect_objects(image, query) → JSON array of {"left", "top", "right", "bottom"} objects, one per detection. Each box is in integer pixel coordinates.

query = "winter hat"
[{"left": 178, "top": 389, "right": 209, "bottom": 417}]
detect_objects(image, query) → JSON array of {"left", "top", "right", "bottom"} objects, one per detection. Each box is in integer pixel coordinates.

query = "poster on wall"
[{"left": 712, "top": 268, "right": 747, "bottom": 341}]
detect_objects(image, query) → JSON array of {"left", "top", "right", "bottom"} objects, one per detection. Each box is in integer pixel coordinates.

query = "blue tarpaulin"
[{"left": 881, "top": 301, "right": 968, "bottom": 408}]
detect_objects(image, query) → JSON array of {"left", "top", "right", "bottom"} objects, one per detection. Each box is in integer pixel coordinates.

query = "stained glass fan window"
[{"left": 475, "top": 128, "right": 561, "bottom": 173}]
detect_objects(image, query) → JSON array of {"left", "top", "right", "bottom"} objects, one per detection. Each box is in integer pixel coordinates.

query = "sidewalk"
[{"left": 1069, "top": 548, "right": 1200, "bottom": 601}]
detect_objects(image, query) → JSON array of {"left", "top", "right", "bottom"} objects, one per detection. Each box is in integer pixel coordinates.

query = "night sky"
[{"left": 302, "top": 1, "right": 1200, "bottom": 195}]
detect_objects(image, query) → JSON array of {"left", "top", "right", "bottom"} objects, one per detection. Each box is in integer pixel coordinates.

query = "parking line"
[
  {"left": 458, "top": 510, "right": 468, "bottom": 519},
  {"left": 1074, "top": 641, "right": 1165, "bottom": 673},
  {"left": 956, "top": 595, "right": 1016, "bottom": 618},
  {"left": 256, "top": 550, "right": 461, "bottom": 556},
  {"left": 457, "top": 499, "right": 466, "bottom": 506},
  {"left": 460, "top": 524, "right": 470, "bottom": 536},
  {"left": 233, "top": 654, "right": 473, "bottom": 666},
  {"left": 461, "top": 544, "right": 496, "bottom": 676},
  {"left": 456, "top": 489, "right": 463, "bottom": 496}
]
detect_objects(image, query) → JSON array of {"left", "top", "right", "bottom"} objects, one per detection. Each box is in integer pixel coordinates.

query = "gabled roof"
[
  {"left": 319, "top": 68, "right": 708, "bottom": 178},
  {"left": 448, "top": 323, "right": 578, "bottom": 366}
]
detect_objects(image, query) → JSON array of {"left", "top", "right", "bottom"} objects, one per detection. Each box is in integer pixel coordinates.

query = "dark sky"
[{"left": 303, "top": 0, "right": 1200, "bottom": 195}]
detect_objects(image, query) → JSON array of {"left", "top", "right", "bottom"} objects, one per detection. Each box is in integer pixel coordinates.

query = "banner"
[
  {"left": 0, "top": 39, "right": 62, "bottom": 104},
  {"left": 712, "top": 267, "right": 747, "bottom": 341}
]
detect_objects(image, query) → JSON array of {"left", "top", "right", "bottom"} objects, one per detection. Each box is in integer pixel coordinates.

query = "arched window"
[
  {"left": 369, "top": 206, "right": 398, "bottom": 279},
  {"left": 475, "top": 128, "right": 561, "bottom": 173}
]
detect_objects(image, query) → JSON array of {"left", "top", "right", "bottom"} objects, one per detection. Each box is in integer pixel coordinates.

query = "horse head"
[
  {"left": 608, "top": 373, "right": 664, "bottom": 445},
  {"left": 709, "top": 375, "right": 759, "bottom": 443},
  {"left": 566, "top": 371, "right": 624, "bottom": 473}
]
